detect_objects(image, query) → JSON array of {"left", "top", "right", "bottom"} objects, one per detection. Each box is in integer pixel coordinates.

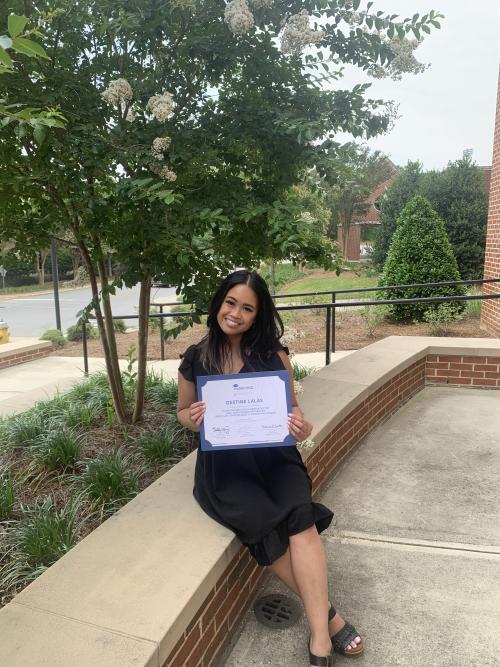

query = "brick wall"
[
  {"left": 163, "top": 351, "right": 499, "bottom": 666},
  {"left": 0, "top": 346, "right": 52, "bottom": 370},
  {"left": 481, "top": 67, "right": 500, "bottom": 334}
]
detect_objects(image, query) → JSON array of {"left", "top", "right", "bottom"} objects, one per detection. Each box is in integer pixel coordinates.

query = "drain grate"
[{"left": 253, "top": 593, "right": 301, "bottom": 629}]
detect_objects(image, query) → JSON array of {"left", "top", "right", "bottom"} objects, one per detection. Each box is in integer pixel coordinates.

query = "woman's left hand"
[{"left": 288, "top": 412, "right": 313, "bottom": 442}]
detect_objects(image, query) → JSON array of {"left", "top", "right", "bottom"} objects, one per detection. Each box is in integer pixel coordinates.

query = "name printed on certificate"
[{"left": 196, "top": 370, "right": 295, "bottom": 451}]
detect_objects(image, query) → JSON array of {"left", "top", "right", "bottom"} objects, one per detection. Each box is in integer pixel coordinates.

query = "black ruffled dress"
[{"left": 179, "top": 343, "right": 333, "bottom": 566}]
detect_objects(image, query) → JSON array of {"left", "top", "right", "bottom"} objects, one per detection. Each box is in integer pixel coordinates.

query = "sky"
[{"left": 335, "top": 0, "right": 500, "bottom": 170}]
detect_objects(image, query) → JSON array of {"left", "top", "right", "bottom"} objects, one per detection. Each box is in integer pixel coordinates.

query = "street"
[{"left": 0, "top": 284, "right": 177, "bottom": 337}]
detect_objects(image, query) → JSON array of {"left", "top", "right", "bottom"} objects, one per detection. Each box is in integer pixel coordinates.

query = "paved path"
[
  {"left": 0, "top": 351, "right": 353, "bottom": 417},
  {"left": 224, "top": 386, "right": 500, "bottom": 667},
  {"left": 0, "top": 284, "right": 176, "bottom": 338}
]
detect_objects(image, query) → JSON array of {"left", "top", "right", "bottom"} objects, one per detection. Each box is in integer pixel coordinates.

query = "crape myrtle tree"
[{"left": 0, "top": 1, "right": 441, "bottom": 423}]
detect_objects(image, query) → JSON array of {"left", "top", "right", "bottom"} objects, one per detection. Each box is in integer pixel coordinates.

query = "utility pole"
[{"left": 51, "top": 239, "right": 62, "bottom": 331}]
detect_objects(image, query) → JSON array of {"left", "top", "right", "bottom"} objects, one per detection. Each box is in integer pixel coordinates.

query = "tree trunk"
[
  {"left": 76, "top": 236, "right": 129, "bottom": 423},
  {"left": 71, "top": 248, "right": 81, "bottom": 277},
  {"left": 268, "top": 259, "right": 276, "bottom": 293},
  {"left": 35, "top": 249, "right": 49, "bottom": 285},
  {"left": 96, "top": 253, "right": 129, "bottom": 420},
  {"left": 132, "top": 274, "right": 151, "bottom": 424}
]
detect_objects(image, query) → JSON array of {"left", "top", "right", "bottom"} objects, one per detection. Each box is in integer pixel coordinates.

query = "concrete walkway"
[
  {"left": 0, "top": 351, "right": 353, "bottom": 417},
  {"left": 224, "top": 386, "right": 500, "bottom": 667}
]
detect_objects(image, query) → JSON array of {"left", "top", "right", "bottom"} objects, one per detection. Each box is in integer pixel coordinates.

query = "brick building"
[{"left": 481, "top": 68, "right": 500, "bottom": 334}]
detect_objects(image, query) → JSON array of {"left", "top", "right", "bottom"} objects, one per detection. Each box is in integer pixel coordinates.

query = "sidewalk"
[
  {"left": 0, "top": 351, "right": 353, "bottom": 417},
  {"left": 223, "top": 386, "right": 500, "bottom": 667}
]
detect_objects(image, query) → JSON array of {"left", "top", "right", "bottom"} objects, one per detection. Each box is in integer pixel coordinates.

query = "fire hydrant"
[{"left": 0, "top": 318, "right": 10, "bottom": 344}]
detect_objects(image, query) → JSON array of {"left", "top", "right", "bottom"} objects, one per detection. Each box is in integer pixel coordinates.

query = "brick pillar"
[{"left": 481, "top": 67, "right": 500, "bottom": 334}]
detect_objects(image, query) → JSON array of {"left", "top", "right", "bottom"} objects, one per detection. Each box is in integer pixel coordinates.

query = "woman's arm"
[
  {"left": 277, "top": 350, "right": 313, "bottom": 442},
  {"left": 176, "top": 373, "right": 206, "bottom": 432}
]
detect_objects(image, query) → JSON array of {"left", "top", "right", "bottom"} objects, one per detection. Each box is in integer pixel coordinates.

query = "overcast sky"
[{"left": 335, "top": 0, "right": 500, "bottom": 170}]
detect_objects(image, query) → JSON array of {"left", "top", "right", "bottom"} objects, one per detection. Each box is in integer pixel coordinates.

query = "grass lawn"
[
  {"left": 281, "top": 270, "right": 379, "bottom": 300},
  {"left": 0, "top": 281, "right": 78, "bottom": 296}
]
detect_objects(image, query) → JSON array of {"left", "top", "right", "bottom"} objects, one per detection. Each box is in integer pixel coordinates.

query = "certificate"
[{"left": 196, "top": 370, "right": 295, "bottom": 451}]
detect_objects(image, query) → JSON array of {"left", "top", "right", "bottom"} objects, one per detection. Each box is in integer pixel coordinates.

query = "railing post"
[
  {"left": 331, "top": 292, "right": 336, "bottom": 353},
  {"left": 325, "top": 305, "right": 331, "bottom": 366},
  {"left": 159, "top": 305, "right": 165, "bottom": 361},
  {"left": 82, "top": 321, "right": 89, "bottom": 376}
]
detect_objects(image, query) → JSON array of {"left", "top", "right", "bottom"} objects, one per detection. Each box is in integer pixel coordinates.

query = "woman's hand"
[
  {"left": 287, "top": 412, "right": 313, "bottom": 442},
  {"left": 189, "top": 401, "right": 206, "bottom": 427}
]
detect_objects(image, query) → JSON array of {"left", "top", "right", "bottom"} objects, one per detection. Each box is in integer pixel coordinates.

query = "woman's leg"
[
  {"left": 268, "top": 539, "right": 362, "bottom": 652},
  {"left": 288, "top": 525, "right": 332, "bottom": 660}
]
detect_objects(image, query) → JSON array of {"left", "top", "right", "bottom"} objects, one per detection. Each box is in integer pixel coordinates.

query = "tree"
[
  {"left": 372, "top": 157, "right": 489, "bottom": 279},
  {"left": 1, "top": 1, "right": 441, "bottom": 423},
  {"left": 324, "top": 142, "right": 395, "bottom": 258},
  {"left": 379, "top": 195, "right": 465, "bottom": 321},
  {"left": 372, "top": 160, "right": 423, "bottom": 269},
  {"left": 420, "top": 157, "right": 488, "bottom": 279}
]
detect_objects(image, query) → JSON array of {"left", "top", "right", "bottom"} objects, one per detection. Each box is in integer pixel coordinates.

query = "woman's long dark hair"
[{"left": 199, "top": 270, "right": 284, "bottom": 373}]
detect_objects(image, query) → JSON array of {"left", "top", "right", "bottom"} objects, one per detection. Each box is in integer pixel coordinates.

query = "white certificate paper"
[{"left": 196, "top": 370, "right": 295, "bottom": 451}]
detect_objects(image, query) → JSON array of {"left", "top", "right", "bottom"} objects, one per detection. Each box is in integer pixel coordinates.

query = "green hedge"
[{"left": 379, "top": 195, "right": 465, "bottom": 321}]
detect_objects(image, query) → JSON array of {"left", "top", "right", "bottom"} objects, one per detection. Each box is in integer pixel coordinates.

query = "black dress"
[{"left": 179, "top": 343, "right": 333, "bottom": 566}]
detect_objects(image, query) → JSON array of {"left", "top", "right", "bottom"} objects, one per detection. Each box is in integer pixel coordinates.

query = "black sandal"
[
  {"left": 328, "top": 604, "right": 364, "bottom": 658},
  {"left": 308, "top": 638, "right": 334, "bottom": 666}
]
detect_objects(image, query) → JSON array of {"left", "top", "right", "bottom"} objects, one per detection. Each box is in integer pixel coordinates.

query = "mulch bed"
[{"left": 52, "top": 311, "right": 492, "bottom": 361}]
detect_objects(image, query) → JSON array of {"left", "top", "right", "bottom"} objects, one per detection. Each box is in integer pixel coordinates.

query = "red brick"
[{"left": 472, "top": 378, "right": 498, "bottom": 387}]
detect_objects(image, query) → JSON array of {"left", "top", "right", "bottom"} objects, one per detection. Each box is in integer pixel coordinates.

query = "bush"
[
  {"left": 360, "top": 304, "right": 390, "bottom": 337},
  {"left": 40, "top": 329, "right": 66, "bottom": 348},
  {"left": 379, "top": 195, "right": 465, "bottom": 322},
  {"left": 66, "top": 322, "right": 99, "bottom": 341},
  {"left": 113, "top": 319, "right": 127, "bottom": 333},
  {"left": 422, "top": 303, "right": 464, "bottom": 336},
  {"left": 465, "top": 287, "right": 482, "bottom": 318}
]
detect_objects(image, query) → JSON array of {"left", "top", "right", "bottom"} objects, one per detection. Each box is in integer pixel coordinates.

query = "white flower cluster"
[
  {"left": 146, "top": 92, "right": 175, "bottom": 122},
  {"left": 295, "top": 381, "right": 304, "bottom": 395},
  {"left": 281, "top": 10, "right": 324, "bottom": 54},
  {"left": 101, "top": 78, "right": 133, "bottom": 106},
  {"left": 151, "top": 136, "right": 172, "bottom": 160},
  {"left": 125, "top": 107, "right": 136, "bottom": 122},
  {"left": 368, "top": 37, "right": 427, "bottom": 81},
  {"left": 225, "top": 0, "right": 254, "bottom": 35},
  {"left": 149, "top": 161, "right": 177, "bottom": 182}
]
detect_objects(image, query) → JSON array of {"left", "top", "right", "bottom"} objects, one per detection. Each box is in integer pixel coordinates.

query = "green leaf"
[
  {"left": 33, "top": 123, "right": 48, "bottom": 146},
  {"left": 0, "top": 35, "right": 13, "bottom": 49},
  {"left": 8, "top": 15, "right": 28, "bottom": 38},
  {"left": 0, "top": 46, "right": 13, "bottom": 68},
  {"left": 11, "top": 37, "right": 49, "bottom": 59}
]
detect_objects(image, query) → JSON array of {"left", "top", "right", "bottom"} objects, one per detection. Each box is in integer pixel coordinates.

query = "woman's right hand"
[{"left": 189, "top": 401, "right": 206, "bottom": 427}]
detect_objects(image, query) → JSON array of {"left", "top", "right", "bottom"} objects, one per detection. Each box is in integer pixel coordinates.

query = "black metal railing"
[{"left": 81, "top": 277, "right": 500, "bottom": 374}]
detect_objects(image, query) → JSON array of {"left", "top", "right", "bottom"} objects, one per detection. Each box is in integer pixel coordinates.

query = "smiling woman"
[{"left": 176, "top": 269, "right": 363, "bottom": 666}]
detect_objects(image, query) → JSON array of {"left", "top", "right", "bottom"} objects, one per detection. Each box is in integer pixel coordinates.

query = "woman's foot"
[
  {"left": 328, "top": 605, "right": 363, "bottom": 655},
  {"left": 309, "top": 636, "right": 334, "bottom": 667}
]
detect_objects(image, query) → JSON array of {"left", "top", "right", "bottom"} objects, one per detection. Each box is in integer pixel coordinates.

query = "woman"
[{"left": 177, "top": 270, "right": 363, "bottom": 666}]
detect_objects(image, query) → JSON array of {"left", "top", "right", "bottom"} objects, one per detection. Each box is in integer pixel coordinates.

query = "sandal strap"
[
  {"left": 309, "top": 651, "right": 334, "bottom": 667},
  {"left": 331, "top": 621, "right": 360, "bottom": 655},
  {"left": 328, "top": 602, "right": 337, "bottom": 622},
  {"left": 309, "top": 637, "right": 334, "bottom": 666}
]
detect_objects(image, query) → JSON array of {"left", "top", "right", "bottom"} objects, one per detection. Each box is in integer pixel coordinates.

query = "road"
[{"left": 0, "top": 284, "right": 177, "bottom": 337}]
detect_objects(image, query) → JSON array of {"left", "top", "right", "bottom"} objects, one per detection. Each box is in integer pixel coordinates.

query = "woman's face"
[{"left": 216, "top": 284, "right": 258, "bottom": 338}]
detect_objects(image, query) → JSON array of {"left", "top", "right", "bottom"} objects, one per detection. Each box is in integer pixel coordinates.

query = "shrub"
[
  {"left": 40, "top": 329, "right": 66, "bottom": 348},
  {"left": 3, "top": 412, "right": 45, "bottom": 449},
  {"left": 66, "top": 322, "right": 99, "bottom": 341},
  {"left": 32, "top": 428, "right": 82, "bottom": 470},
  {"left": 423, "top": 303, "right": 464, "bottom": 336},
  {"left": 113, "top": 318, "right": 127, "bottom": 333},
  {"left": 465, "top": 287, "right": 482, "bottom": 318},
  {"left": 1, "top": 496, "right": 79, "bottom": 589},
  {"left": 379, "top": 195, "right": 465, "bottom": 322},
  {"left": 77, "top": 448, "right": 140, "bottom": 507},
  {"left": 137, "top": 422, "right": 186, "bottom": 463},
  {"left": 292, "top": 361, "right": 315, "bottom": 381},
  {"left": 360, "top": 304, "right": 390, "bottom": 337}
]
